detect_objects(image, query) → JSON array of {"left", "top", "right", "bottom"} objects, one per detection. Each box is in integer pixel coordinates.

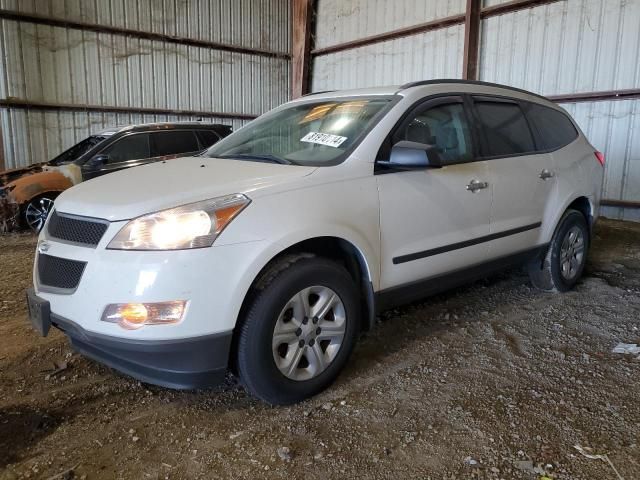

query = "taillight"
[{"left": 595, "top": 151, "right": 605, "bottom": 167}]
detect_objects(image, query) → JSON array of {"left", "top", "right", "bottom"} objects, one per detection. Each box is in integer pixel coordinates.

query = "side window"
[
  {"left": 151, "top": 131, "right": 200, "bottom": 156},
  {"left": 396, "top": 103, "right": 473, "bottom": 164},
  {"left": 196, "top": 130, "right": 220, "bottom": 148},
  {"left": 474, "top": 100, "right": 535, "bottom": 157},
  {"left": 526, "top": 103, "right": 578, "bottom": 151},
  {"left": 101, "top": 134, "right": 150, "bottom": 163}
]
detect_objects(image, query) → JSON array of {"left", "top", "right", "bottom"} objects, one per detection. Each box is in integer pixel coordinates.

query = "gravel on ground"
[{"left": 1, "top": 219, "right": 639, "bottom": 479}]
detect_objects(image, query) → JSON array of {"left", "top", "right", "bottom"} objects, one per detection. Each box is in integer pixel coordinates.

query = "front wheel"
[
  {"left": 236, "top": 255, "right": 360, "bottom": 405},
  {"left": 23, "top": 195, "right": 55, "bottom": 232},
  {"left": 528, "top": 209, "right": 589, "bottom": 292}
]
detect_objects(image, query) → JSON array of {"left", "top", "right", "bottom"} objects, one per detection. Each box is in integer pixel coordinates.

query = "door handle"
[
  {"left": 539, "top": 169, "right": 554, "bottom": 180},
  {"left": 466, "top": 179, "right": 489, "bottom": 192}
]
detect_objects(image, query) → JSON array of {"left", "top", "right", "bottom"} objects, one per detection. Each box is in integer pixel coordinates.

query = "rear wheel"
[
  {"left": 528, "top": 209, "right": 589, "bottom": 292},
  {"left": 23, "top": 195, "right": 55, "bottom": 232},
  {"left": 236, "top": 255, "right": 360, "bottom": 405}
]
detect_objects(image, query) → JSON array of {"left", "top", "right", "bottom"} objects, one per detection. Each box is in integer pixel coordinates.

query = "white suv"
[{"left": 27, "top": 80, "right": 604, "bottom": 404}]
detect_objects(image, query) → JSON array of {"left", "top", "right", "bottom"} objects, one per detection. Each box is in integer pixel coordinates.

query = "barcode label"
[{"left": 301, "top": 131, "right": 348, "bottom": 148}]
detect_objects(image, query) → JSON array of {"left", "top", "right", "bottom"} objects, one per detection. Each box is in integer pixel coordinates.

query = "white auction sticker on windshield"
[{"left": 301, "top": 131, "right": 347, "bottom": 148}]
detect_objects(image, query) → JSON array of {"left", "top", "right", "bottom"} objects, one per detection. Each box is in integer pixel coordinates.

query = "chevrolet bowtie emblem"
[{"left": 37, "top": 241, "right": 50, "bottom": 254}]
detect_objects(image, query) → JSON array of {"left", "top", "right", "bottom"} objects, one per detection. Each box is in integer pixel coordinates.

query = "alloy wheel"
[
  {"left": 25, "top": 197, "right": 54, "bottom": 233},
  {"left": 559, "top": 225, "right": 585, "bottom": 280},
  {"left": 272, "top": 285, "right": 347, "bottom": 381}
]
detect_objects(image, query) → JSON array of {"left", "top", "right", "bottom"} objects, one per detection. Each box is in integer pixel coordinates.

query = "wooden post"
[
  {"left": 462, "top": 0, "right": 481, "bottom": 80},
  {"left": 292, "top": 0, "right": 313, "bottom": 98}
]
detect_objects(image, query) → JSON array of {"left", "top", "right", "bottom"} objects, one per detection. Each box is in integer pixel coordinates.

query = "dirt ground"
[{"left": 1, "top": 219, "right": 640, "bottom": 480}]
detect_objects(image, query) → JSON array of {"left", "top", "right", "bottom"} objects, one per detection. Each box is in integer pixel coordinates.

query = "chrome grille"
[
  {"left": 37, "top": 254, "right": 86, "bottom": 291},
  {"left": 47, "top": 210, "right": 108, "bottom": 247}
]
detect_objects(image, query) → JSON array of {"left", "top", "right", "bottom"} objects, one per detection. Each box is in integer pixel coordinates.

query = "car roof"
[
  {"left": 297, "top": 79, "right": 555, "bottom": 107},
  {"left": 95, "top": 121, "right": 231, "bottom": 136}
]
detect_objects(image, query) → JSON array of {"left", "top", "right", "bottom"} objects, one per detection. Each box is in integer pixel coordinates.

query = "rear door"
[
  {"left": 471, "top": 96, "right": 555, "bottom": 258},
  {"left": 150, "top": 130, "right": 201, "bottom": 159},
  {"left": 377, "top": 96, "right": 492, "bottom": 291}
]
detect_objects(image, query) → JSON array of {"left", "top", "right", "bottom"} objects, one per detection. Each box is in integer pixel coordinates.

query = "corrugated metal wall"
[
  {"left": 311, "top": 0, "right": 640, "bottom": 221},
  {"left": 312, "top": 0, "right": 465, "bottom": 91},
  {"left": 0, "top": 0, "right": 291, "bottom": 169},
  {"left": 314, "top": 0, "right": 465, "bottom": 48},
  {"left": 312, "top": 26, "right": 464, "bottom": 91}
]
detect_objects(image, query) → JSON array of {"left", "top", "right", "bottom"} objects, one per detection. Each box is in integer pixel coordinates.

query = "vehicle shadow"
[
  {"left": 0, "top": 405, "right": 63, "bottom": 467},
  {"left": 346, "top": 271, "right": 522, "bottom": 376}
]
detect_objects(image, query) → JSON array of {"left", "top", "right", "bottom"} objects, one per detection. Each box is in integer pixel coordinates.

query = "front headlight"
[{"left": 107, "top": 194, "right": 250, "bottom": 250}]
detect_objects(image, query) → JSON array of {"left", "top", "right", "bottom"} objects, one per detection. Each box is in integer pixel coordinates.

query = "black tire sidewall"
[
  {"left": 549, "top": 210, "right": 589, "bottom": 292},
  {"left": 237, "top": 258, "right": 360, "bottom": 404}
]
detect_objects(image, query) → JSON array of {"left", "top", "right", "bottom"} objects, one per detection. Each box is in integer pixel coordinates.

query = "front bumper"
[
  {"left": 27, "top": 288, "right": 232, "bottom": 389},
  {"left": 34, "top": 221, "right": 271, "bottom": 339}
]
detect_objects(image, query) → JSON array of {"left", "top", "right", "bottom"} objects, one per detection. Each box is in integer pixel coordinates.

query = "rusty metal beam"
[
  {"left": 462, "top": 0, "right": 482, "bottom": 81},
  {"left": 548, "top": 88, "right": 640, "bottom": 104},
  {"left": 600, "top": 199, "right": 640, "bottom": 209},
  {"left": 310, "top": 0, "right": 563, "bottom": 57},
  {"left": 480, "top": 0, "right": 564, "bottom": 18},
  {"left": 0, "top": 98, "right": 258, "bottom": 121},
  {"left": 311, "top": 13, "right": 466, "bottom": 57},
  {"left": 0, "top": 9, "right": 290, "bottom": 60},
  {"left": 292, "top": 0, "right": 314, "bottom": 98}
]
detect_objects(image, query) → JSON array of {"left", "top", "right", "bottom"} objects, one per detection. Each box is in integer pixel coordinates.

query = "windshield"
[
  {"left": 205, "top": 98, "right": 392, "bottom": 166},
  {"left": 48, "top": 135, "right": 107, "bottom": 166}
]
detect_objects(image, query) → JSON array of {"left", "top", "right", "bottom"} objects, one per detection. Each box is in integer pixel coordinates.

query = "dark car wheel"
[
  {"left": 236, "top": 255, "right": 360, "bottom": 405},
  {"left": 23, "top": 195, "right": 55, "bottom": 233},
  {"left": 528, "top": 209, "right": 589, "bottom": 292}
]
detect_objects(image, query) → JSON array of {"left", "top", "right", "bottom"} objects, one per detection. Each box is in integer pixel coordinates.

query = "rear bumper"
[{"left": 29, "top": 289, "right": 232, "bottom": 389}]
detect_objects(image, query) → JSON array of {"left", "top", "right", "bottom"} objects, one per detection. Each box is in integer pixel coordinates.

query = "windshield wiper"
[{"left": 217, "top": 153, "right": 292, "bottom": 165}]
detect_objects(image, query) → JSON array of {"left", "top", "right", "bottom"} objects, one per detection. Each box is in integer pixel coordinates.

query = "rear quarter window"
[
  {"left": 196, "top": 130, "right": 221, "bottom": 148},
  {"left": 526, "top": 103, "right": 579, "bottom": 151}
]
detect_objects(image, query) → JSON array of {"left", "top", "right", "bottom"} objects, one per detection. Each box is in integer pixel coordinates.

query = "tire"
[
  {"left": 528, "top": 209, "right": 589, "bottom": 292},
  {"left": 236, "top": 255, "right": 360, "bottom": 405},
  {"left": 22, "top": 195, "right": 56, "bottom": 232}
]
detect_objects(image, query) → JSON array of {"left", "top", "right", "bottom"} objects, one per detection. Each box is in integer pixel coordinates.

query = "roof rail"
[
  {"left": 399, "top": 79, "right": 549, "bottom": 102},
  {"left": 301, "top": 90, "right": 335, "bottom": 97}
]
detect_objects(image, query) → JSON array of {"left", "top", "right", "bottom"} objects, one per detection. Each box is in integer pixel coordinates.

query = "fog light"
[{"left": 102, "top": 301, "right": 187, "bottom": 330}]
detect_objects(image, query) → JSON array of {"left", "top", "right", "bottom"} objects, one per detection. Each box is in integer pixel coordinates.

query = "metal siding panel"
[
  {"left": 4, "top": 24, "right": 291, "bottom": 112},
  {"left": 562, "top": 99, "right": 640, "bottom": 220},
  {"left": 479, "top": 0, "right": 640, "bottom": 95},
  {"left": 1, "top": 0, "right": 291, "bottom": 51},
  {"left": 312, "top": 24, "right": 464, "bottom": 91},
  {"left": 0, "top": 1, "right": 290, "bottom": 168},
  {"left": 315, "top": 0, "right": 466, "bottom": 49},
  {"left": 4, "top": 19, "right": 25, "bottom": 99}
]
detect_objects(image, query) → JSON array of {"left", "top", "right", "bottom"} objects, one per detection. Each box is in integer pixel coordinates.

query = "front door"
[
  {"left": 377, "top": 97, "right": 493, "bottom": 291},
  {"left": 82, "top": 133, "right": 151, "bottom": 180}
]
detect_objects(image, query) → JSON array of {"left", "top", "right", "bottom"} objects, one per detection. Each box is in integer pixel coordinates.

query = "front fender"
[
  {"left": 7, "top": 171, "right": 73, "bottom": 204},
  {"left": 217, "top": 176, "right": 381, "bottom": 291}
]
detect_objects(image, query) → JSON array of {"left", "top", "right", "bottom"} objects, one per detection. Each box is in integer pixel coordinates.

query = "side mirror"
[
  {"left": 384, "top": 140, "right": 443, "bottom": 169},
  {"left": 85, "top": 154, "right": 109, "bottom": 169}
]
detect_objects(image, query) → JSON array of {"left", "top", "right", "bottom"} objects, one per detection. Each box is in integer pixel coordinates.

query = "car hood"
[{"left": 54, "top": 157, "right": 317, "bottom": 221}]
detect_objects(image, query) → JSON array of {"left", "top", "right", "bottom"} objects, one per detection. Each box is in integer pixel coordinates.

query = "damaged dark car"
[{"left": 0, "top": 122, "right": 232, "bottom": 232}]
